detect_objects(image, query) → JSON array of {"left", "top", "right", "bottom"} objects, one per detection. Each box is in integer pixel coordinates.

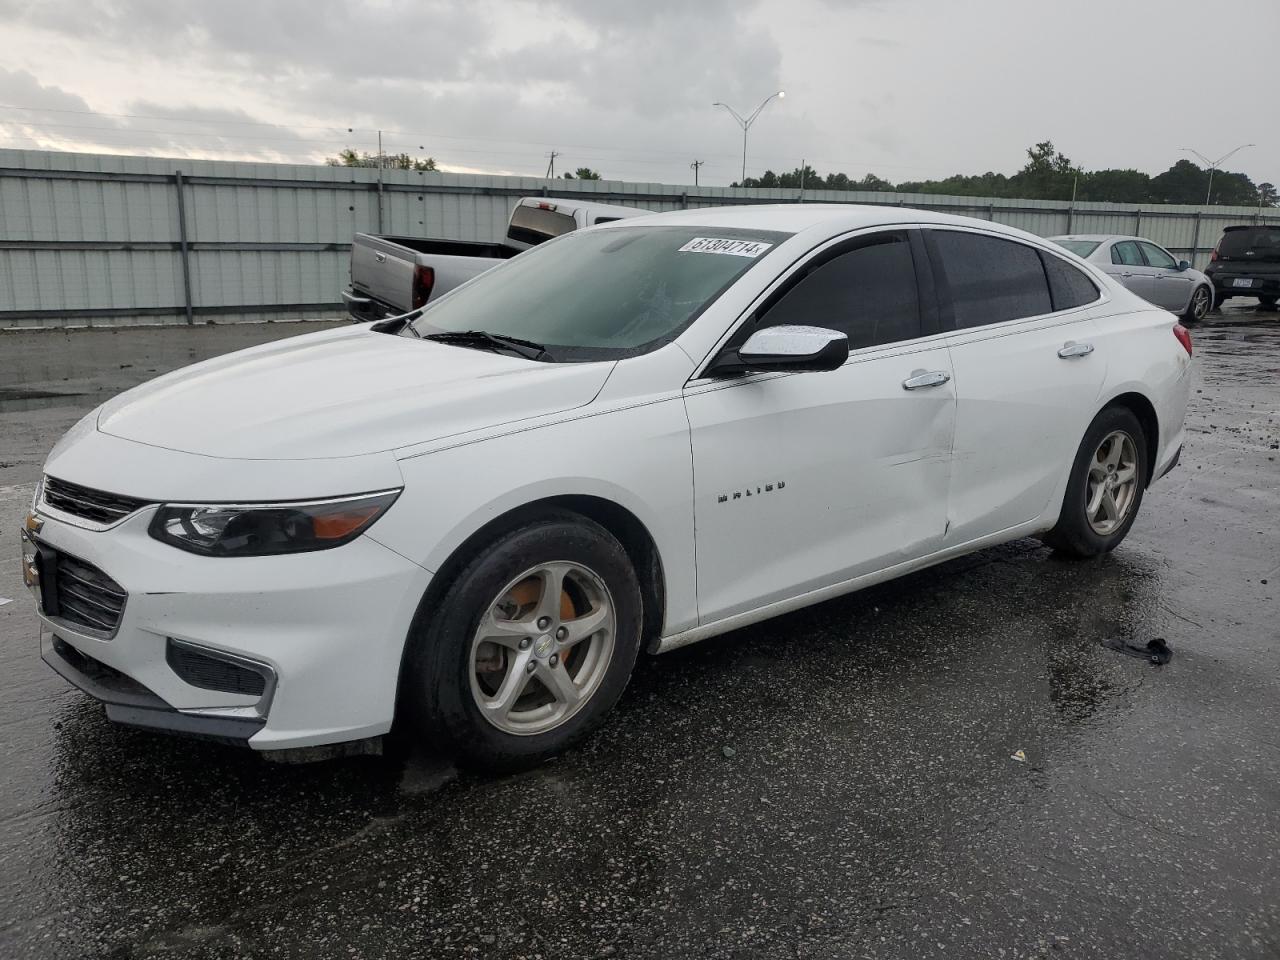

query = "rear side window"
[
  {"left": 508, "top": 204, "right": 577, "bottom": 246},
  {"left": 1218, "top": 227, "right": 1280, "bottom": 261},
  {"left": 1139, "top": 242, "right": 1177, "bottom": 269},
  {"left": 1040, "top": 252, "right": 1100, "bottom": 311},
  {"left": 930, "top": 231, "right": 1052, "bottom": 328},
  {"left": 1112, "top": 241, "right": 1144, "bottom": 266},
  {"left": 757, "top": 232, "right": 921, "bottom": 349}
]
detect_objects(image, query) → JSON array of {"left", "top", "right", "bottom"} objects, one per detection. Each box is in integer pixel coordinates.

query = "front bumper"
[{"left": 28, "top": 505, "right": 431, "bottom": 751}]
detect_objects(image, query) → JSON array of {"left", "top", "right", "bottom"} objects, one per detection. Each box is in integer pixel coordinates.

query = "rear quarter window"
[{"left": 1039, "top": 251, "right": 1100, "bottom": 311}]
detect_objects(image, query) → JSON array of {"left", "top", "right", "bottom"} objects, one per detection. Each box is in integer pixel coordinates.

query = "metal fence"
[{"left": 1, "top": 148, "right": 1276, "bottom": 329}]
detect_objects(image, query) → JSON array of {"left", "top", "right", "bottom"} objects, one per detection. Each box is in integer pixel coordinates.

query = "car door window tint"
[
  {"left": 1139, "top": 242, "right": 1177, "bottom": 269},
  {"left": 1112, "top": 241, "right": 1144, "bottom": 266},
  {"left": 1039, "top": 251, "right": 1100, "bottom": 311},
  {"left": 931, "top": 231, "right": 1052, "bottom": 328},
  {"left": 758, "top": 233, "right": 921, "bottom": 349}
]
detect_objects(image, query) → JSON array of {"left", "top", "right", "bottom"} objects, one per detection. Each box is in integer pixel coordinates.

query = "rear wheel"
[
  {"left": 1043, "top": 407, "right": 1148, "bottom": 559},
  {"left": 404, "top": 511, "right": 642, "bottom": 772},
  {"left": 1183, "top": 284, "right": 1212, "bottom": 322}
]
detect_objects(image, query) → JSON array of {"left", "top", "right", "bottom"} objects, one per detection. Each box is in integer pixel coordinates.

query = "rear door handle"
[
  {"left": 1058, "top": 341, "right": 1094, "bottom": 359},
  {"left": 902, "top": 370, "right": 951, "bottom": 390}
]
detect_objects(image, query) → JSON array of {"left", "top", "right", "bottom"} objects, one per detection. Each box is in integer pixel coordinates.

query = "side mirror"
[
  {"left": 1177, "top": 260, "right": 1192, "bottom": 272},
  {"left": 712, "top": 325, "right": 849, "bottom": 375}
]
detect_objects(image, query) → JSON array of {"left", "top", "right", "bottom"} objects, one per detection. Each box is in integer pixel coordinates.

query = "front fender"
[{"left": 368, "top": 397, "right": 699, "bottom": 636}]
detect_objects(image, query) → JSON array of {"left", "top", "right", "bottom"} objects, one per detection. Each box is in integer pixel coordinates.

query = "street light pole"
[
  {"left": 713, "top": 91, "right": 785, "bottom": 184},
  {"left": 1181, "top": 144, "right": 1255, "bottom": 205}
]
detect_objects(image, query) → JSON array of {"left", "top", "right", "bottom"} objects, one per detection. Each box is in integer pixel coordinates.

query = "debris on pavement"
[
  {"left": 1010, "top": 749, "right": 1027, "bottom": 763},
  {"left": 1102, "top": 637, "right": 1173, "bottom": 665},
  {"left": 722, "top": 746, "right": 736, "bottom": 758}
]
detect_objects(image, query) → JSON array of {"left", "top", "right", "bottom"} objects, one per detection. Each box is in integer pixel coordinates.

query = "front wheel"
[
  {"left": 1042, "top": 407, "right": 1148, "bottom": 559},
  {"left": 1183, "top": 284, "right": 1212, "bottom": 322},
  {"left": 404, "top": 511, "right": 643, "bottom": 772}
]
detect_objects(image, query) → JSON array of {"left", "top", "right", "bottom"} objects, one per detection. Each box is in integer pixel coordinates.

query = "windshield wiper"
[{"left": 422, "top": 330, "right": 551, "bottom": 361}]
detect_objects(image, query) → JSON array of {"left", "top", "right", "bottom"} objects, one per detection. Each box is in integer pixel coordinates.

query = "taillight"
[
  {"left": 1173, "top": 323, "right": 1193, "bottom": 357},
  {"left": 411, "top": 265, "right": 435, "bottom": 309},
  {"left": 1209, "top": 247, "right": 1219, "bottom": 262}
]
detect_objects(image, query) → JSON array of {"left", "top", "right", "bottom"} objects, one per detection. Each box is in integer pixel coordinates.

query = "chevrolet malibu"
[{"left": 22, "top": 206, "right": 1193, "bottom": 770}]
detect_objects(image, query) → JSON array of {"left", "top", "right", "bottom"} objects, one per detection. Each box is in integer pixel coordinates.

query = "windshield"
[
  {"left": 410, "top": 225, "right": 790, "bottom": 361},
  {"left": 1218, "top": 227, "right": 1280, "bottom": 261},
  {"left": 1051, "top": 239, "right": 1101, "bottom": 258}
]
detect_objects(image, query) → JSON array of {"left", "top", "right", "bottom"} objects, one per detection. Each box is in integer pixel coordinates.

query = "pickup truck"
[{"left": 342, "top": 196, "right": 648, "bottom": 321}]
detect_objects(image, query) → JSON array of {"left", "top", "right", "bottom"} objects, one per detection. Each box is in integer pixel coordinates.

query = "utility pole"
[
  {"left": 545, "top": 150, "right": 560, "bottom": 179},
  {"left": 1181, "top": 144, "right": 1255, "bottom": 205},
  {"left": 713, "top": 91, "right": 786, "bottom": 184},
  {"left": 690, "top": 159, "right": 704, "bottom": 186}
]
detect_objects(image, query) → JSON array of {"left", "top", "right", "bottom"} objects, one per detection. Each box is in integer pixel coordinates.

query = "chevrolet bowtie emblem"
[{"left": 24, "top": 513, "right": 43, "bottom": 534}]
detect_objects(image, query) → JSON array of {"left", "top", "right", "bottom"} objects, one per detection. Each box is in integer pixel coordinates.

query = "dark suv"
[{"left": 1204, "top": 225, "right": 1280, "bottom": 310}]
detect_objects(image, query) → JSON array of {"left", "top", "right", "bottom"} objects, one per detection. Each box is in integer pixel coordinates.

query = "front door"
[
  {"left": 1140, "top": 241, "right": 1193, "bottom": 311},
  {"left": 1109, "top": 239, "right": 1158, "bottom": 304},
  {"left": 684, "top": 230, "right": 955, "bottom": 624}
]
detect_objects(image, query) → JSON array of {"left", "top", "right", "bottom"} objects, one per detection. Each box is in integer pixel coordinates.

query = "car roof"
[{"left": 607, "top": 203, "right": 1062, "bottom": 244}]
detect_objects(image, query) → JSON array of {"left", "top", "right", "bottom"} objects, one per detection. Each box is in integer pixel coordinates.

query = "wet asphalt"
[{"left": 0, "top": 308, "right": 1277, "bottom": 959}]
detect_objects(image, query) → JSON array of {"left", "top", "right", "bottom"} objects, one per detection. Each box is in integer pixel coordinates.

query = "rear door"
[
  {"left": 685, "top": 229, "right": 955, "bottom": 623},
  {"left": 1110, "top": 240, "right": 1158, "bottom": 304},
  {"left": 1140, "top": 241, "right": 1193, "bottom": 311},
  {"left": 926, "top": 229, "right": 1106, "bottom": 544}
]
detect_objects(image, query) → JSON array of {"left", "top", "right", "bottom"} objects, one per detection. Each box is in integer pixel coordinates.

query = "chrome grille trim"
[{"left": 42, "top": 476, "right": 152, "bottom": 527}]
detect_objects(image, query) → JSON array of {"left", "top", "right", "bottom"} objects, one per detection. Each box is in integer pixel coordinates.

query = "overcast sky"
[{"left": 0, "top": 0, "right": 1274, "bottom": 189}]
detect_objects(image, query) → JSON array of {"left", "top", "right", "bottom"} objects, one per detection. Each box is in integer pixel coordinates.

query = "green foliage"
[
  {"left": 731, "top": 141, "right": 1273, "bottom": 206},
  {"left": 563, "top": 167, "right": 602, "bottom": 180},
  {"left": 327, "top": 148, "right": 437, "bottom": 171}
]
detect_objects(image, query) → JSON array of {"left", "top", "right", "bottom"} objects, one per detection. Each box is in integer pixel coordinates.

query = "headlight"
[
  {"left": 31, "top": 477, "right": 44, "bottom": 513},
  {"left": 148, "top": 490, "right": 400, "bottom": 557}
]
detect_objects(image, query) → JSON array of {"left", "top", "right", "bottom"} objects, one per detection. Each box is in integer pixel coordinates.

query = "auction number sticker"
[{"left": 678, "top": 237, "right": 773, "bottom": 258}]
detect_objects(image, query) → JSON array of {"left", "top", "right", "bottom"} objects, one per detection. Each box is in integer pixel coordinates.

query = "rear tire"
[
  {"left": 404, "top": 510, "right": 642, "bottom": 773},
  {"left": 1042, "top": 407, "right": 1149, "bottom": 559},
  {"left": 1183, "top": 284, "right": 1212, "bottom": 322}
]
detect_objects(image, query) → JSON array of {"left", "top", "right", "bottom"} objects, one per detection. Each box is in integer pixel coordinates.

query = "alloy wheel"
[
  {"left": 469, "top": 561, "right": 616, "bottom": 736},
  {"left": 1086, "top": 430, "right": 1139, "bottom": 535},
  {"left": 1191, "top": 286, "right": 1211, "bottom": 320}
]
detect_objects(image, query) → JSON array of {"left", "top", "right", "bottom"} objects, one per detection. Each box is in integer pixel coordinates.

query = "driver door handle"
[
  {"left": 902, "top": 370, "right": 951, "bottom": 390},
  {"left": 1058, "top": 341, "right": 1095, "bottom": 359}
]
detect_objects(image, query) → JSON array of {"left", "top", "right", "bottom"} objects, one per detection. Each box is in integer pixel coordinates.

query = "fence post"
[
  {"left": 681, "top": 192, "right": 688, "bottom": 210},
  {"left": 1066, "top": 202, "right": 1074, "bottom": 234},
  {"left": 174, "top": 170, "right": 194, "bottom": 325},
  {"left": 1134, "top": 209, "right": 1142, "bottom": 236},
  {"left": 1191, "top": 210, "right": 1202, "bottom": 265}
]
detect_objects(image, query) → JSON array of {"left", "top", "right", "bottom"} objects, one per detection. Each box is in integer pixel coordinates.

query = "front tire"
[
  {"left": 404, "top": 511, "right": 643, "bottom": 772},
  {"left": 1183, "top": 284, "right": 1212, "bottom": 322},
  {"left": 1042, "top": 407, "right": 1148, "bottom": 559}
]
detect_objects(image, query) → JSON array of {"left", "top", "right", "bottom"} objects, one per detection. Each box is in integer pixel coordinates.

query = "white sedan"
[
  {"left": 1049, "top": 234, "right": 1215, "bottom": 322},
  {"left": 23, "top": 206, "right": 1192, "bottom": 770}
]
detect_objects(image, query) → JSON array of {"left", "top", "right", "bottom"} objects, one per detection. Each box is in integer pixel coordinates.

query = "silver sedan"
[{"left": 1048, "top": 235, "right": 1214, "bottom": 322}]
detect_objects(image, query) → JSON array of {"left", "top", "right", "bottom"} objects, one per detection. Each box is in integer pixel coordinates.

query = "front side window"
[
  {"left": 753, "top": 232, "right": 921, "bottom": 350},
  {"left": 1139, "top": 242, "right": 1177, "bottom": 269},
  {"left": 410, "top": 225, "right": 789, "bottom": 360},
  {"left": 1112, "top": 241, "right": 1144, "bottom": 266},
  {"left": 930, "top": 231, "right": 1052, "bottom": 328}
]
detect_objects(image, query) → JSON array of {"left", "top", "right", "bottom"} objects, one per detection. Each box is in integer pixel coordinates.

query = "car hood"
[{"left": 96, "top": 325, "right": 614, "bottom": 460}]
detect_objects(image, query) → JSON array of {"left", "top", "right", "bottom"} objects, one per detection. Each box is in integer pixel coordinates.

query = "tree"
[
  {"left": 1078, "top": 169, "right": 1151, "bottom": 203},
  {"left": 1260, "top": 183, "right": 1278, "bottom": 207},
  {"left": 326, "top": 148, "right": 437, "bottom": 171}
]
